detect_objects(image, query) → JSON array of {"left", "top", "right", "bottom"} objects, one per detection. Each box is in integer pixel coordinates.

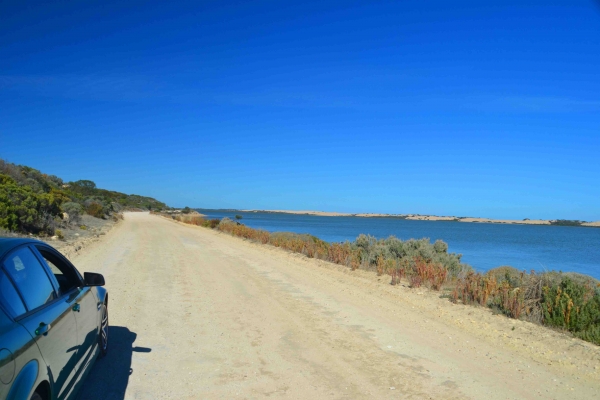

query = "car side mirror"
[{"left": 84, "top": 272, "right": 105, "bottom": 287}]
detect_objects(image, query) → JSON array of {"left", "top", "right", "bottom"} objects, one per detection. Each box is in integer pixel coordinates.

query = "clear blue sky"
[{"left": 1, "top": 1, "right": 599, "bottom": 220}]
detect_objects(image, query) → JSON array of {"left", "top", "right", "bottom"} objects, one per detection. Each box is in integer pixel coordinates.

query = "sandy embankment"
[
  {"left": 244, "top": 209, "right": 600, "bottom": 227},
  {"left": 457, "top": 217, "right": 550, "bottom": 225},
  {"left": 583, "top": 221, "right": 600, "bottom": 227},
  {"left": 71, "top": 212, "right": 599, "bottom": 399},
  {"left": 43, "top": 214, "right": 120, "bottom": 259}
]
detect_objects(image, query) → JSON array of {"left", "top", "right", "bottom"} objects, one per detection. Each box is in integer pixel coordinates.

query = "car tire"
[
  {"left": 98, "top": 302, "right": 108, "bottom": 358},
  {"left": 30, "top": 392, "right": 43, "bottom": 400}
]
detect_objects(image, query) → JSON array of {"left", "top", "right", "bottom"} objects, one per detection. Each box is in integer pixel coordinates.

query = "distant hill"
[{"left": 0, "top": 158, "right": 168, "bottom": 235}]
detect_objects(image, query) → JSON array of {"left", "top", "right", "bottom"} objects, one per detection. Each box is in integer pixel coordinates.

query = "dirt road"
[{"left": 74, "top": 212, "right": 600, "bottom": 399}]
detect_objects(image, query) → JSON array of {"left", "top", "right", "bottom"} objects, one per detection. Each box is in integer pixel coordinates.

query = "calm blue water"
[{"left": 197, "top": 209, "right": 600, "bottom": 280}]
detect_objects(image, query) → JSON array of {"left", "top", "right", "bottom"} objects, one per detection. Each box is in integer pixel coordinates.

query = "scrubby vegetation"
[
  {"left": 0, "top": 173, "right": 63, "bottom": 234},
  {"left": 170, "top": 214, "right": 220, "bottom": 228},
  {"left": 168, "top": 214, "right": 600, "bottom": 346},
  {"left": 216, "top": 217, "right": 472, "bottom": 284},
  {"left": 170, "top": 215, "right": 472, "bottom": 285},
  {"left": 0, "top": 158, "right": 168, "bottom": 235},
  {"left": 452, "top": 267, "right": 600, "bottom": 345},
  {"left": 550, "top": 219, "right": 584, "bottom": 226}
]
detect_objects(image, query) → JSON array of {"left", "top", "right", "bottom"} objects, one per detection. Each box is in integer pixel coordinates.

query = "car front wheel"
[
  {"left": 98, "top": 303, "right": 108, "bottom": 358},
  {"left": 30, "top": 392, "right": 43, "bottom": 400}
]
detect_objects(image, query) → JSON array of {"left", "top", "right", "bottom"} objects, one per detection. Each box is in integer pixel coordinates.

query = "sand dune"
[{"left": 242, "top": 209, "right": 596, "bottom": 226}]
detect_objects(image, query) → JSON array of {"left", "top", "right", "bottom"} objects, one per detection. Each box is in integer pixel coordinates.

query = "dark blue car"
[{"left": 0, "top": 238, "right": 108, "bottom": 400}]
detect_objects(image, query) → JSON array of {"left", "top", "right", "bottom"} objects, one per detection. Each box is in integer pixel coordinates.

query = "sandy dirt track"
[{"left": 73, "top": 212, "right": 600, "bottom": 399}]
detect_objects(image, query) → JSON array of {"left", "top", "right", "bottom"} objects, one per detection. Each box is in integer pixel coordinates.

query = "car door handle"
[
  {"left": 35, "top": 322, "right": 51, "bottom": 336},
  {"left": 72, "top": 303, "right": 81, "bottom": 312}
]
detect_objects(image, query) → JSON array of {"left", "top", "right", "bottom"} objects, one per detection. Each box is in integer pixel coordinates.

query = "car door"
[
  {"left": 1, "top": 245, "right": 78, "bottom": 399},
  {"left": 34, "top": 245, "right": 100, "bottom": 375},
  {"left": 0, "top": 268, "right": 48, "bottom": 400}
]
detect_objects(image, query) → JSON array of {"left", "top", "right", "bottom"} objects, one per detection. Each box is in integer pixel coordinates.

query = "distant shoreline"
[{"left": 232, "top": 209, "right": 600, "bottom": 228}]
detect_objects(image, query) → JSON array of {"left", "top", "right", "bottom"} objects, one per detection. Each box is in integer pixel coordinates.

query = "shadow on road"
[{"left": 76, "top": 326, "right": 151, "bottom": 400}]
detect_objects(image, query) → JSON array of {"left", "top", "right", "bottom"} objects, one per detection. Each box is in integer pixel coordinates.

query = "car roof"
[{"left": 0, "top": 237, "right": 46, "bottom": 260}]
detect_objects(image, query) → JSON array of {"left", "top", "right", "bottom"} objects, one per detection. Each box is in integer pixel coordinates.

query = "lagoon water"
[{"left": 197, "top": 209, "right": 600, "bottom": 280}]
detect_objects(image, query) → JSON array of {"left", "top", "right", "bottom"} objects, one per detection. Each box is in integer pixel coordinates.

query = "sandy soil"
[
  {"left": 49, "top": 214, "right": 120, "bottom": 259},
  {"left": 243, "top": 209, "right": 365, "bottom": 217},
  {"left": 73, "top": 212, "right": 600, "bottom": 399},
  {"left": 457, "top": 217, "right": 550, "bottom": 225},
  {"left": 583, "top": 221, "right": 600, "bottom": 227},
  {"left": 405, "top": 216, "right": 457, "bottom": 221}
]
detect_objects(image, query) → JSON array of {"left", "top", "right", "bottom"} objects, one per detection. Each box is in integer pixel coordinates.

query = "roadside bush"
[
  {"left": 541, "top": 278, "right": 599, "bottom": 335},
  {"left": 0, "top": 174, "right": 62, "bottom": 234},
  {"left": 207, "top": 218, "right": 220, "bottom": 228},
  {"left": 452, "top": 271, "right": 497, "bottom": 306},
  {"left": 61, "top": 201, "right": 83, "bottom": 225},
  {"left": 451, "top": 267, "right": 600, "bottom": 345},
  {"left": 86, "top": 202, "right": 105, "bottom": 219},
  {"left": 433, "top": 239, "right": 448, "bottom": 253},
  {"left": 174, "top": 214, "right": 220, "bottom": 228}
]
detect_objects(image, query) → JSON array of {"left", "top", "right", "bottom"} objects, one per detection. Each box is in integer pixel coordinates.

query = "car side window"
[
  {"left": 35, "top": 247, "right": 82, "bottom": 295},
  {"left": 0, "top": 268, "right": 27, "bottom": 317},
  {"left": 2, "top": 247, "right": 56, "bottom": 311}
]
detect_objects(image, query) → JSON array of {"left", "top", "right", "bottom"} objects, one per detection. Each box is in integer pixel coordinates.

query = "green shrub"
[
  {"left": 574, "top": 317, "right": 600, "bottom": 345},
  {"left": 207, "top": 218, "right": 220, "bottom": 228},
  {"left": 488, "top": 266, "right": 524, "bottom": 287},
  {"left": 61, "top": 201, "right": 83, "bottom": 225},
  {"left": 55, "top": 229, "right": 65, "bottom": 240},
  {"left": 542, "top": 278, "right": 598, "bottom": 332},
  {"left": 0, "top": 174, "right": 62, "bottom": 234},
  {"left": 433, "top": 239, "right": 448, "bottom": 253}
]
